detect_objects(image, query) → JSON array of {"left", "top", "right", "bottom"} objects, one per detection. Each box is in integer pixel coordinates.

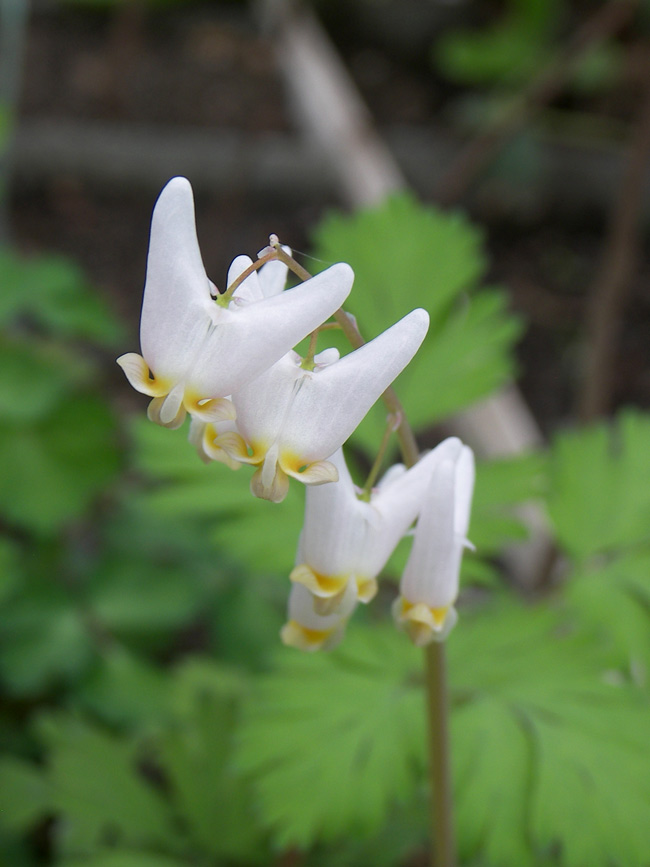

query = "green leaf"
[
  {"left": 471, "top": 450, "right": 547, "bottom": 554},
  {"left": 566, "top": 551, "right": 650, "bottom": 677},
  {"left": 58, "top": 852, "right": 185, "bottom": 867},
  {"left": 36, "top": 715, "right": 178, "bottom": 857},
  {"left": 236, "top": 628, "right": 424, "bottom": 848},
  {"left": 157, "top": 660, "right": 265, "bottom": 863},
  {"left": 548, "top": 410, "right": 650, "bottom": 562},
  {"left": 312, "top": 195, "right": 521, "bottom": 449},
  {"left": 131, "top": 418, "right": 303, "bottom": 576},
  {"left": 0, "top": 394, "right": 120, "bottom": 534},
  {"left": 449, "top": 600, "right": 650, "bottom": 867},
  {"left": 0, "top": 757, "right": 52, "bottom": 832},
  {"left": 77, "top": 646, "right": 170, "bottom": 727},
  {"left": 0, "top": 250, "right": 121, "bottom": 345},
  {"left": 0, "top": 336, "right": 92, "bottom": 423},
  {"left": 0, "top": 535, "right": 20, "bottom": 604},
  {"left": 0, "top": 582, "right": 93, "bottom": 695}
]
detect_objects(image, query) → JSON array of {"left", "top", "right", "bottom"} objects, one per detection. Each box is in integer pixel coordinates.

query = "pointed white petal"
[
  {"left": 297, "top": 449, "right": 372, "bottom": 579},
  {"left": 139, "top": 177, "right": 216, "bottom": 382},
  {"left": 258, "top": 249, "right": 289, "bottom": 298},
  {"left": 231, "top": 352, "right": 301, "bottom": 449},
  {"left": 454, "top": 446, "right": 475, "bottom": 537},
  {"left": 276, "top": 308, "right": 429, "bottom": 464},
  {"left": 187, "top": 263, "right": 354, "bottom": 399},
  {"left": 227, "top": 255, "right": 264, "bottom": 304},
  {"left": 400, "top": 459, "right": 459, "bottom": 609},
  {"left": 364, "top": 438, "right": 463, "bottom": 576}
]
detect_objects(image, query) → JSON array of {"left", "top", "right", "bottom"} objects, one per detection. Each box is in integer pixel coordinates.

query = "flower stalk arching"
[
  {"left": 217, "top": 247, "right": 279, "bottom": 306},
  {"left": 269, "top": 239, "right": 421, "bottom": 468},
  {"left": 270, "top": 237, "right": 456, "bottom": 867}
]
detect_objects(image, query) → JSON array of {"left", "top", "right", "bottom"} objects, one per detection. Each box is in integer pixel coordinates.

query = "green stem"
[
  {"left": 360, "top": 411, "right": 400, "bottom": 498},
  {"left": 425, "top": 642, "right": 456, "bottom": 867},
  {"left": 217, "top": 248, "right": 278, "bottom": 306},
  {"left": 272, "top": 241, "right": 455, "bottom": 867}
]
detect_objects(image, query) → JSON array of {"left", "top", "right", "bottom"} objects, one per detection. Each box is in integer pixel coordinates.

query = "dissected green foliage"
[
  {"left": 238, "top": 606, "right": 650, "bottom": 867},
  {"left": 2, "top": 191, "right": 650, "bottom": 867},
  {"left": 312, "top": 194, "right": 522, "bottom": 451}
]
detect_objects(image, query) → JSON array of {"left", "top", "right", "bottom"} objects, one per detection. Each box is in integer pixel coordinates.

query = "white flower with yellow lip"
[
  {"left": 280, "top": 580, "right": 358, "bottom": 652},
  {"left": 116, "top": 177, "right": 353, "bottom": 428},
  {"left": 217, "top": 308, "right": 430, "bottom": 502},
  {"left": 393, "top": 445, "right": 475, "bottom": 646},
  {"left": 291, "top": 439, "right": 463, "bottom": 614}
]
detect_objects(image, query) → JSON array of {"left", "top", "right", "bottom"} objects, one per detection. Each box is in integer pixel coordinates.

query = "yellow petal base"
[
  {"left": 392, "top": 597, "right": 455, "bottom": 647},
  {"left": 280, "top": 620, "right": 344, "bottom": 652}
]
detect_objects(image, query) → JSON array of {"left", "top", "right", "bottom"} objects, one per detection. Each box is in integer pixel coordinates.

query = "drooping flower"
[
  {"left": 393, "top": 445, "right": 475, "bottom": 646},
  {"left": 280, "top": 580, "right": 358, "bottom": 652},
  {"left": 117, "top": 177, "right": 353, "bottom": 428},
  {"left": 217, "top": 308, "right": 430, "bottom": 502},
  {"left": 291, "top": 439, "right": 463, "bottom": 613}
]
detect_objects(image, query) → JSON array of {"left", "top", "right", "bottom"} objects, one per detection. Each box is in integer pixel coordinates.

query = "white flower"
[
  {"left": 117, "top": 177, "right": 352, "bottom": 428},
  {"left": 188, "top": 414, "right": 241, "bottom": 470},
  {"left": 280, "top": 580, "right": 358, "bottom": 652},
  {"left": 291, "top": 439, "right": 463, "bottom": 613},
  {"left": 393, "top": 445, "right": 475, "bottom": 646},
  {"left": 217, "top": 308, "right": 430, "bottom": 502}
]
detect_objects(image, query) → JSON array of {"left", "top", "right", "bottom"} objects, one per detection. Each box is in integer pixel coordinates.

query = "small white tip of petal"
[
  {"left": 250, "top": 464, "right": 289, "bottom": 503},
  {"left": 147, "top": 396, "right": 186, "bottom": 429}
]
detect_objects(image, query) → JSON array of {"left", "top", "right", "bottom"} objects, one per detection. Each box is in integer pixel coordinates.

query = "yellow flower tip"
[
  {"left": 289, "top": 566, "right": 352, "bottom": 614},
  {"left": 392, "top": 597, "right": 454, "bottom": 646},
  {"left": 280, "top": 620, "right": 342, "bottom": 652},
  {"left": 250, "top": 464, "right": 289, "bottom": 503},
  {"left": 186, "top": 394, "right": 237, "bottom": 424},
  {"left": 117, "top": 353, "right": 170, "bottom": 398},
  {"left": 214, "top": 431, "right": 259, "bottom": 464},
  {"left": 356, "top": 576, "right": 378, "bottom": 604},
  {"left": 281, "top": 455, "right": 339, "bottom": 486}
]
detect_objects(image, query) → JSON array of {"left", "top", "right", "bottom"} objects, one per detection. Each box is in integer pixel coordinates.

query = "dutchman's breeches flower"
[
  {"left": 290, "top": 439, "right": 463, "bottom": 614},
  {"left": 116, "top": 177, "right": 353, "bottom": 428},
  {"left": 393, "top": 445, "right": 475, "bottom": 646},
  {"left": 218, "top": 308, "right": 430, "bottom": 502},
  {"left": 281, "top": 580, "right": 358, "bottom": 652}
]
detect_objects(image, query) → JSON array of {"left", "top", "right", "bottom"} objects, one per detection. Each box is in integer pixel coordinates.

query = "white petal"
[
  {"left": 365, "top": 438, "right": 463, "bottom": 576},
  {"left": 454, "top": 446, "right": 475, "bottom": 537},
  {"left": 187, "top": 262, "right": 354, "bottom": 399},
  {"left": 258, "top": 249, "right": 289, "bottom": 298},
  {"left": 139, "top": 177, "right": 215, "bottom": 383},
  {"left": 400, "top": 459, "right": 459, "bottom": 609},
  {"left": 227, "top": 255, "right": 264, "bottom": 304},
  {"left": 298, "top": 448, "right": 372, "bottom": 578},
  {"left": 277, "top": 308, "right": 430, "bottom": 464},
  {"left": 232, "top": 352, "right": 302, "bottom": 450}
]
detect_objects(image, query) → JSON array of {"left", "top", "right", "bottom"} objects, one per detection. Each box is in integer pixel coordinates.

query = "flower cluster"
[{"left": 118, "top": 177, "right": 474, "bottom": 651}]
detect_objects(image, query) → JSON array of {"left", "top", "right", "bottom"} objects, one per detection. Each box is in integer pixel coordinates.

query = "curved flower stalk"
[
  {"left": 227, "top": 249, "right": 290, "bottom": 304},
  {"left": 280, "top": 580, "right": 358, "bottom": 652},
  {"left": 393, "top": 445, "right": 475, "bottom": 646},
  {"left": 217, "top": 308, "right": 430, "bottom": 502},
  {"left": 117, "top": 177, "right": 353, "bottom": 428},
  {"left": 291, "top": 439, "right": 462, "bottom": 614}
]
